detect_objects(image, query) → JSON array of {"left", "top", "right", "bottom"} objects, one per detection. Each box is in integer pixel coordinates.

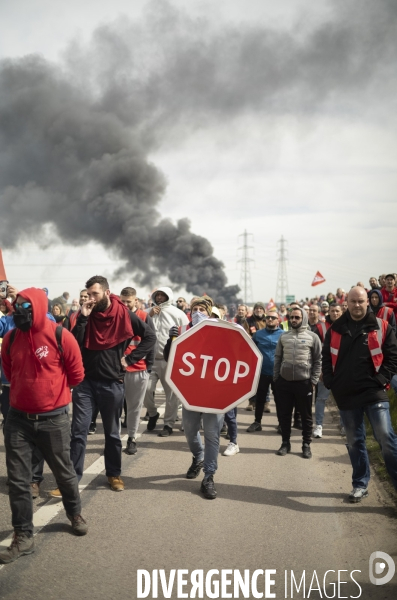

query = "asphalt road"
[{"left": 0, "top": 392, "right": 396, "bottom": 600}]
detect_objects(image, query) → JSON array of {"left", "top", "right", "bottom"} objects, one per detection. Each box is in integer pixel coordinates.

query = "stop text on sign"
[{"left": 179, "top": 352, "right": 250, "bottom": 384}]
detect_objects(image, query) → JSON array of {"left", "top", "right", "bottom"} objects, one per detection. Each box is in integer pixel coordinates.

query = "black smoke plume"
[{"left": 0, "top": 0, "right": 396, "bottom": 304}]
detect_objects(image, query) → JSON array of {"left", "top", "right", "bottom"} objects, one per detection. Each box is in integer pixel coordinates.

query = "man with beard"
[
  {"left": 51, "top": 276, "right": 156, "bottom": 494},
  {"left": 369, "top": 277, "right": 380, "bottom": 290},
  {"left": 246, "top": 302, "right": 267, "bottom": 334},
  {"left": 380, "top": 274, "right": 397, "bottom": 316},
  {"left": 234, "top": 304, "right": 250, "bottom": 335},
  {"left": 273, "top": 307, "right": 322, "bottom": 458},
  {"left": 246, "top": 311, "right": 284, "bottom": 433},
  {"left": 322, "top": 286, "right": 397, "bottom": 502}
]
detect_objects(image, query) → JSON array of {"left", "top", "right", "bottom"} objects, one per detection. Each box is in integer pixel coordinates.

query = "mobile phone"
[{"left": 0, "top": 280, "right": 8, "bottom": 299}]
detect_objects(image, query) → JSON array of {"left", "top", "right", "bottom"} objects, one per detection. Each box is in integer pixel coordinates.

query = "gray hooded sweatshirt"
[
  {"left": 150, "top": 286, "right": 189, "bottom": 359},
  {"left": 273, "top": 307, "right": 322, "bottom": 384}
]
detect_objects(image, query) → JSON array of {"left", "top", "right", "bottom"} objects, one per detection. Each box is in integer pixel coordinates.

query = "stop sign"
[{"left": 165, "top": 319, "right": 263, "bottom": 413}]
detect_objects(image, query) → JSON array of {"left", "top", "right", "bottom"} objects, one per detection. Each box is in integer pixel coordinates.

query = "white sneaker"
[
  {"left": 313, "top": 425, "right": 323, "bottom": 438},
  {"left": 223, "top": 442, "right": 240, "bottom": 456}
]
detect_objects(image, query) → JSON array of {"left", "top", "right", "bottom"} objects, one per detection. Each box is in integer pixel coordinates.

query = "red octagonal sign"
[{"left": 165, "top": 319, "right": 263, "bottom": 413}]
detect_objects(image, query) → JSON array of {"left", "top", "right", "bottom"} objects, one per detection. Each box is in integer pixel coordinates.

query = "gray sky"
[{"left": 0, "top": 0, "right": 396, "bottom": 304}]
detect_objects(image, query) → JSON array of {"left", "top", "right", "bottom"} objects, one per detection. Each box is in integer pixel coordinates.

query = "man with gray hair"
[{"left": 273, "top": 307, "right": 322, "bottom": 458}]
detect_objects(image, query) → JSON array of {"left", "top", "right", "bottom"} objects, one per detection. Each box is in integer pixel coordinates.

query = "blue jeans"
[
  {"left": 5, "top": 409, "right": 81, "bottom": 535},
  {"left": 224, "top": 407, "right": 238, "bottom": 444},
  {"left": 391, "top": 375, "right": 397, "bottom": 394},
  {"left": 182, "top": 408, "right": 224, "bottom": 477},
  {"left": 315, "top": 381, "right": 330, "bottom": 426},
  {"left": 70, "top": 378, "right": 124, "bottom": 479},
  {"left": 340, "top": 400, "right": 397, "bottom": 489}
]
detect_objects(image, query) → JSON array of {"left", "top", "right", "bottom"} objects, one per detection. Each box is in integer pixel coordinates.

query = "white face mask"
[{"left": 192, "top": 310, "right": 209, "bottom": 326}]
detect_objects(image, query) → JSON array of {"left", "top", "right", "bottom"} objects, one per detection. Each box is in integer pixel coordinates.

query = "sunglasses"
[
  {"left": 15, "top": 302, "right": 32, "bottom": 309},
  {"left": 265, "top": 316, "right": 278, "bottom": 320},
  {"left": 290, "top": 316, "right": 301, "bottom": 321}
]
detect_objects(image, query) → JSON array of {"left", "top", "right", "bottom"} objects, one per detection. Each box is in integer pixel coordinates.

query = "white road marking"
[{"left": 0, "top": 402, "right": 167, "bottom": 560}]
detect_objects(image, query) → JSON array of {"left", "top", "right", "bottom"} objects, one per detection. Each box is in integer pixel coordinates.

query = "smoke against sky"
[{"left": 0, "top": 0, "right": 396, "bottom": 302}]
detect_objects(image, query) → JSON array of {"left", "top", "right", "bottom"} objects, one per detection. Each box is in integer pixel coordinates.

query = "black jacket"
[
  {"left": 73, "top": 310, "right": 157, "bottom": 381},
  {"left": 322, "top": 310, "right": 397, "bottom": 410}
]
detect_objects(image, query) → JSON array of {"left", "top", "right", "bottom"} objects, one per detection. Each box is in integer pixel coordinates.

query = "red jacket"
[
  {"left": 381, "top": 287, "right": 397, "bottom": 315},
  {"left": 124, "top": 309, "right": 150, "bottom": 372},
  {"left": 1, "top": 288, "right": 84, "bottom": 413}
]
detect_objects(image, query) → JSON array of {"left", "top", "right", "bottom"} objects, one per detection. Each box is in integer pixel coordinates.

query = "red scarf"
[{"left": 84, "top": 294, "right": 134, "bottom": 351}]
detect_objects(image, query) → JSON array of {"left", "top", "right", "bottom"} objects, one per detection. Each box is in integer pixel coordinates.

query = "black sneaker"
[
  {"left": 186, "top": 457, "right": 204, "bottom": 479},
  {"left": 88, "top": 422, "right": 96, "bottom": 435},
  {"left": 158, "top": 426, "right": 172, "bottom": 437},
  {"left": 247, "top": 421, "right": 262, "bottom": 432},
  {"left": 200, "top": 475, "right": 217, "bottom": 499},
  {"left": 147, "top": 412, "right": 160, "bottom": 431},
  {"left": 67, "top": 514, "right": 88, "bottom": 536},
  {"left": 293, "top": 418, "right": 303, "bottom": 430},
  {"left": 302, "top": 443, "right": 312, "bottom": 459},
  {"left": 126, "top": 437, "right": 137, "bottom": 455},
  {"left": 220, "top": 424, "right": 227, "bottom": 434},
  {"left": 276, "top": 442, "right": 291, "bottom": 456},
  {"left": 121, "top": 420, "right": 127, "bottom": 428},
  {"left": 142, "top": 411, "right": 150, "bottom": 421},
  {"left": 0, "top": 532, "right": 34, "bottom": 564}
]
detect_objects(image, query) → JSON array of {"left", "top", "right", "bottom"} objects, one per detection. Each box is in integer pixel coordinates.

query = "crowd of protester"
[{"left": 0, "top": 271, "right": 396, "bottom": 564}]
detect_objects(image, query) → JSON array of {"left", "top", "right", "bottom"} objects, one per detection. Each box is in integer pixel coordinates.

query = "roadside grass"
[{"left": 365, "top": 389, "right": 397, "bottom": 485}]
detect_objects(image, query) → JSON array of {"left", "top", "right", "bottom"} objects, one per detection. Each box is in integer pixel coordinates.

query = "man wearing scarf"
[
  {"left": 52, "top": 275, "right": 156, "bottom": 494},
  {"left": 164, "top": 296, "right": 224, "bottom": 499}
]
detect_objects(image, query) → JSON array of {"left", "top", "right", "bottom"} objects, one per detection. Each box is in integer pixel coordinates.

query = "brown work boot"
[
  {"left": 67, "top": 514, "right": 88, "bottom": 536},
  {"left": 0, "top": 532, "right": 34, "bottom": 564},
  {"left": 30, "top": 482, "right": 40, "bottom": 499},
  {"left": 48, "top": 488, "right": 62, "bottom": 499},
  {"left": 108, "top": 476, "right": 124, "bottom": 492}
]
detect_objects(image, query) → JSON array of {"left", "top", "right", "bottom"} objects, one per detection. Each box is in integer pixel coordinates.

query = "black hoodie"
[{"left": 322, "top": 309, "right": 397, "bottom": 410}]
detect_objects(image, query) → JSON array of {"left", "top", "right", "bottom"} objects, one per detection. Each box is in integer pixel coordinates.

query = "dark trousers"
[
  {"left": 1, "top": 386, "right": 46, "bottom": 483},
  {"left": 275, "top": 377, "right": 313, "bottom": 445},
  {"left": 70, "top": 378, "right": 124, "bottom": 479},
  {"left": 4, "top": 409, "right": 81, "bottom": 535},
  {"left": 1, "top": 384, "right": 10, "bottom": 420},
  {"left": 255, "top": 375, "right": 275, "bottom": 423},
  {"left": 224, "top": 407, "right": 238, "bottom": 444}
]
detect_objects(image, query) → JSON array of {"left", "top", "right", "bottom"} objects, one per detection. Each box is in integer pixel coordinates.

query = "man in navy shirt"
[{"left": 247, "top": 311, "right": 284, "bottom": 433}]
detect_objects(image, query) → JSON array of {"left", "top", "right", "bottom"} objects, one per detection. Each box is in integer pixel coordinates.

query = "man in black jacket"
[
  {"left": 50, "top": 276, "right": 156, "bottom": 494},
  {"left": 322, "top": 286, "right": 397, "bottom": 503}
]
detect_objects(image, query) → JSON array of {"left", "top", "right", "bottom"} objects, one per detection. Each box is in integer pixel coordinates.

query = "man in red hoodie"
[{"left": 0, "top": 288, "right": 87, "bottom": 564}]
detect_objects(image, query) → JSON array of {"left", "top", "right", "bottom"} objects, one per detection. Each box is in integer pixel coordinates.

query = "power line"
[
  {"left": 237, "top": 230, "right": 254, "bottom": 303},
  {"left": 275, "top": 235, "right": 289, "bottom": 303}
]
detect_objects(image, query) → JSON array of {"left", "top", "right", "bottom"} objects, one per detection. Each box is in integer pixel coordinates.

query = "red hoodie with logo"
[{"left": 1, "top": 288, "right": 84, "bottom": 413}]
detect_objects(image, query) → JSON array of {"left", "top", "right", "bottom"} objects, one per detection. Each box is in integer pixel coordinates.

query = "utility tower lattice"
[
  {"left": 237, "top": 230, "right": 254, "bottom": 304},
  {"left": 275, "top": 235, "right": 289, "bottom": 303}
]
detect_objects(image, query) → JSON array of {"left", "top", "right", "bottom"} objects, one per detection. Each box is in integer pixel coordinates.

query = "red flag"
[
  {"left": 0, "top": 249, "right": 7, "bottom": 281},
  {"left": 311, "top": 271, "right": 326, "bottom": 286}
]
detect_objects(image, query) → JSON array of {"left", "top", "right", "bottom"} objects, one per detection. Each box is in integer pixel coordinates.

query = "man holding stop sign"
[{"left": 164, "top": 296, "right": 262, "bottom": 499}]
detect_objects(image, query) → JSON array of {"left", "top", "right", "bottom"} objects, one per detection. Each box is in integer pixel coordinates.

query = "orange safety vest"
[
  {"left": 124, "top": 309, "right": 149, "bottom": 372},
  {"left": 330, "top": 318, "right": 388, "bottom": 373},
  {"left": 377, "top": 306, "right": 394, "bottom": 323},
  {"left": 316, "top": 320, "right": 331, "bottom": 343}
]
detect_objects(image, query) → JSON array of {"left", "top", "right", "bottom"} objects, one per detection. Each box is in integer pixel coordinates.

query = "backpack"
[{"left": 6, "top": 325, "right": 64, "bottom": 364}]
